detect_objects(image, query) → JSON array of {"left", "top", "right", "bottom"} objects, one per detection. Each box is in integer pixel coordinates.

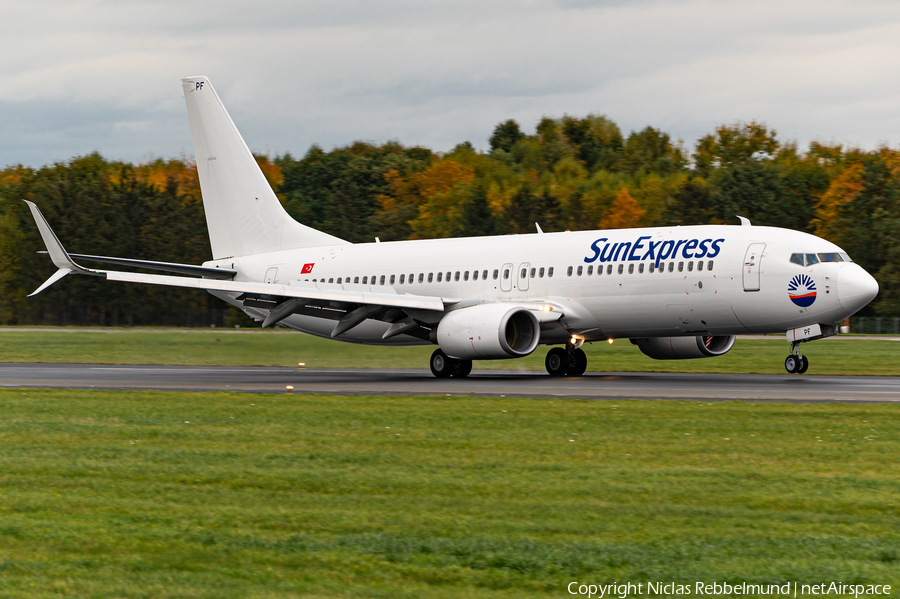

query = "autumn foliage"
[{"left": 1, "top": 117, "right": 899, "bottom": 325}]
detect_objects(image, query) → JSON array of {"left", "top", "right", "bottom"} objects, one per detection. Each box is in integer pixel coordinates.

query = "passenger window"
[
  {"left": 409, "top": 273, "right": 414, "bottom": 283},
  {"left": 678, "top": 261, "right": 684, "bottom": 272},
  {"left": 428, "top": 273, "right": 433, "bottom": 283},
  {"left": 658, "top": 262, "right": 664, "bottom": 272},
  {"left": 389, "top": 275, "right": 395, "bottom": 285},
  {"left": 607, "top": 264, "right": 613, "bottom": 275},
  {"left": 399, "top": 274, "right": 405, "bottom": 284},
  {"left": 493, "top": 269, "right": 499, "bottom": 280},
  {"left": 577, "top": 265, "right": 583, "bottom": 276},
  {"left": 628, "top": 264, "right": 634, "bottom": 274},
  {"left": 530, "top": 267, "right": 536, "bottom": 278},
  {"left": 805, "top": 253, "right": 819, "bottom": 266},
  {"left": 520, "top": 268, "right": 526, "bottom": 279},
  {"left": 437, "top": 272, "right": 442, "bottom": 282},
  {"left": 638, "top": 263, "right": 644, "bottom": 274},
  {"left": 337, "top": 277, "right": 342, "bottom": 284},
  {"left": 567, "top": 266, "right": 573, "bottom": 276},
  {"left": 548, "top": 267, "right": 554, "bottom": 277},
  {"left": 697, "top": 261, "right": 703, "bottom": 272},
  {"left": 707, "top": 260, "right": 714, "bottom": 270},
  {"left": 418, "top": 273, "right": 424, "bottom": 283},
  {"left": 379, "top": 275, "right": 385, "bottom": 285},
  {"left": 502, "top": 269, "right": 509, "bottom": 280},
  {"left": 473, "top": 270, "right": 479, "bottom": 281},
  {"left": 687, "top": 261, "right": 693, "bottom": 272},
  {"left": 668, "top": 263, "right": 674, "bottom": 273},
  {"left": 539, "top": 267, "right": 545, "bottom": 278},
  {"left": 446, "top": 272, "right": 451, "bottom": 282},
  {"left": 618, "top": 264, "right": 624, "bottom": 274},
  {"left": 464, "top": 271, "right": 469, "bottom": 281},
  {"left": 328, "top": 278, "right": 334, "bottom": 283},
  {"left": 455, "top": 271, "right": 461, "bottom": 281},
  {"left": 649, "top": 263, "right": 655, "bottom": 273},
  {"left": 587, "top": 265, "right": 593, "bottom": 275},
  {"left": 362, "top": 276, "right": 367, "bottom": 284},
  {"left": 483, "top": 270, "right": 488, "bottom": 279},
  {"left": 790, "top": 253, "right": 804, "bottom": 266},
  {"left": 354, "top": 276, "right": 359, "bottom": 283}
]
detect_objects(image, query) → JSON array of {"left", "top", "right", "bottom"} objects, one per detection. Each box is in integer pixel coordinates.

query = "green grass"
[
  {"left": 0, "top": 389, "right": 898, "bottom": 597},
  {"left": 1, "top": 328, "right": 898, "bottom": 375}
]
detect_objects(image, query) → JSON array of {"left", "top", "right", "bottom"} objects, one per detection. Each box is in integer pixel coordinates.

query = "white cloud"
[{"left": 1, "top": 0, "right": 899, "bottom": 167}]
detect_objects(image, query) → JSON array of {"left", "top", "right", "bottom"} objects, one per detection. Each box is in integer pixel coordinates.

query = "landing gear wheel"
[
  {"left": 797, "top": 354, "right": 809, "bottom": 374},
  {"left": 452, "top": 359, "right": 473, "bottom": 378},
  {"left": 546, "top": 347, "right": 569, "bottom": 377},
  {"left": 784, "top": 355, "right": 799, "bottom": 374},
  {"left": 430, "top": 349, "right": 457, "bottom": 378},
  {"left": 569, "top": 348, "right": 587, "bottom": 377}
]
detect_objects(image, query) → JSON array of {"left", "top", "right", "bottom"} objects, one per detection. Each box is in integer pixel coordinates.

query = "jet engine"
[
  {"left": 631, "top": 335, "right": 736, "bottom": 360},
  {"left": 436, "top": 304, "right": 540, "bottom": 360}
]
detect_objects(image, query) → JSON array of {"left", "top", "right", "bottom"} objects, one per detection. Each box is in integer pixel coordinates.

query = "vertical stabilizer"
[{"left": 182, "top": 76, "right": 348, "bottom": 258}]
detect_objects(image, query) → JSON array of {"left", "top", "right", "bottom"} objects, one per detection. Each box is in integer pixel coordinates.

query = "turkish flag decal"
[{"left": 301, "top": 263, "right": 315, "bottom": 274}]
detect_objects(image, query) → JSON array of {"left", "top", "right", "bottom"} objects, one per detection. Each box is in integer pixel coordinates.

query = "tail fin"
[{"left": 181, "top": 76, "right": 348, "bottom": 259}]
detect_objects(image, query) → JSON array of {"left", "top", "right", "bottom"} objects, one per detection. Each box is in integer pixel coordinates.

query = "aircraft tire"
[
  {"left": 546, "top": 347, "right": 569, "bottom": 376},
  {"left": 452, "top": 359, "right": 473, "bottom": 378},
  {"left": 430, "top": 349, "right": 457, "bottom": 378},
  {"left": 569, "top": 348, "right": 587, "bottom": 377},
  {"left": 784, "top": 355, "right": 799, "bottom": 374},
  {"left": 797, "top": 354, "right": 809, "bottom": 374}
]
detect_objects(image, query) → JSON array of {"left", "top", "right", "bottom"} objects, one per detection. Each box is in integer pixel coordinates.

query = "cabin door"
[
  {"left": 742, "top": 243, "right": 765, "bottom": 291},
  {"left": 265, "top": 267, "right": 278, "bottom": 284}
]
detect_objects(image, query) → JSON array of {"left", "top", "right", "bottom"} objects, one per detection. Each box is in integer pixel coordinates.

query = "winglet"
[
  {"left": 736, "top": 215, "right": 751, "bottom": 227},
  {"left": 24, "top": 200, "right": 102, "bottom": 295},
  {"left": 535, "top": 222, "right": 544, "bottom": 234}
]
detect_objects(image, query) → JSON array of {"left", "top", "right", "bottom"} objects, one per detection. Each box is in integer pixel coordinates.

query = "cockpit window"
[{"left": 791, "top": 251, "right": 853, "bottom": 266}]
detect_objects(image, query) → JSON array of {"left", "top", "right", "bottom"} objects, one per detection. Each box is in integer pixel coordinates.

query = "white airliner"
[{"left": 26, "top": 76, "right": 879, "bottom": 377}]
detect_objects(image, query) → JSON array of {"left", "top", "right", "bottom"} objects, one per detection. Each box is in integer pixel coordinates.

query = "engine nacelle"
[
  {"left": 631, "top": 335, "right": 736, "bottom": 360},
  {"left": 436, "top": 304, "right": 540, "bottom": 360}
]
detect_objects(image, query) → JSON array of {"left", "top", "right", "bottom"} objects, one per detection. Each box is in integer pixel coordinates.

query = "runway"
[{"left": 0, "top": 363, "right": 897, "bottom": 402}]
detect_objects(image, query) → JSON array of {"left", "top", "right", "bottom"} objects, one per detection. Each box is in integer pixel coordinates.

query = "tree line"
[{"left": 0, "top": 117, "right": 897, "bottom": 326}]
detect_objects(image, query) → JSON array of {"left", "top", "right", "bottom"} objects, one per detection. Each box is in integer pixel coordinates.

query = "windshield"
[{"left": 790, "top": 252, "right": 852, "bottom": 266}]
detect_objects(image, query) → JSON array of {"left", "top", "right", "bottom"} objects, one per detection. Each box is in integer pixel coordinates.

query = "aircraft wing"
[
  {"left": 24, "top": 200, "right": 447, "bottom": 314},
  {"left": 25, "top": 200, "right": 560, "bottom": 337}
]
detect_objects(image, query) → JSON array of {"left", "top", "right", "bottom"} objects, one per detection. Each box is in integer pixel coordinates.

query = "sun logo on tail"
[{"left": 788, "top": 274, "right": 817, "bottom": 307}]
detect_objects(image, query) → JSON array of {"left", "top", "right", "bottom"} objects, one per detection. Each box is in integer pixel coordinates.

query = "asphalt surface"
[{"left": 0, "top": 363, "right": 897, "bottom": 402}]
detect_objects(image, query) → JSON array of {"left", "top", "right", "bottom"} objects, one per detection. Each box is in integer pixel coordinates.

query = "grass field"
[
  {"left": 1, "top": 328, "right": 898, "bottom": 375},
  {"left": 0, "top": 388, "right": 898, "bottom": 597}
]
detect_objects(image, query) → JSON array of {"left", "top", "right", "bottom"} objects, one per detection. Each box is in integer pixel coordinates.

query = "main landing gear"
[
  {"left": 784, "top": 342, "right": 810, "bottom": 374},
  {"left": 545, "top": 345, "right": 587, "bottom": 377},
  {"left": 430, "top": 349, "right": 473, "bottom": 378}
]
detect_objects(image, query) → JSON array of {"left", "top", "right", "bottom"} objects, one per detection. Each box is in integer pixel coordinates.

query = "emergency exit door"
[
  {"left": 500, "top": 263, "right": 513, "bottom": 292},
  {"left": 742, "top": 243, "right": 765, "bottom": 291}
]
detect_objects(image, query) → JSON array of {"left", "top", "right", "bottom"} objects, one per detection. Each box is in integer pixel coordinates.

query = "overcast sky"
[{"left": 3, "top": 0, "right": 900, "bottom": 168}]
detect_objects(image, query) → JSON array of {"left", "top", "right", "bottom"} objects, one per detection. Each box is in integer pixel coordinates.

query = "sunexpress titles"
[{"left": 584, "top": 235, "right": 726, "bottom": 269}]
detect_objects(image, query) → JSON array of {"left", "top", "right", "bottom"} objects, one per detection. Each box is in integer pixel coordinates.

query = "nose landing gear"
[{"left": 784, "top": 342, "right": 810, "bottom": 374}]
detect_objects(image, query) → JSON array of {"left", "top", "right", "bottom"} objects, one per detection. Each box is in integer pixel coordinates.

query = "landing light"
[
  {"left": 298, "top": 362, "right": 305, "bottom": 367},
  {"left": 608, "top": 339, "right": 614, "bottom": 344},
  {"left": 539, "top": 305, "right": 553, "bottom": 312}
]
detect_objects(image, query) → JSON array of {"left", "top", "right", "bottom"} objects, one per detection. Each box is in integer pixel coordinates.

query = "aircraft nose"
[{"left": 837, "top": 264, "right": 879, "bottom": 314}]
